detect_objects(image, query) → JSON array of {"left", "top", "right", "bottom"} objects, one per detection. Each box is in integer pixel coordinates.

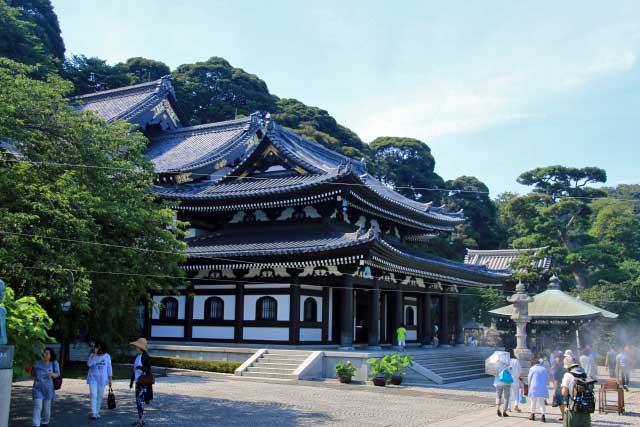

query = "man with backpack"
[{"left": 562, "top": 363, "right": 595, "bottom": 426}]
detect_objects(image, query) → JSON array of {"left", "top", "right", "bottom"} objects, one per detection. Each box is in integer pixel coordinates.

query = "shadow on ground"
[{"left": 10, "top": 384, "right": 331, "bottom": 427}]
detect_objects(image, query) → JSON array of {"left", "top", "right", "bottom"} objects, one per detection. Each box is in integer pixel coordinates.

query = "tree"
[
  {"left": 444, "top": 176, "right": 500, "bottom": 249},
  {"left": 371, "top": 136, "right": 445, "bottom": 204},
  {"left": 172, "top": 56, "right": 276, "bottom": 125},
  {"left": 62, "top": 54, "right": 136, "bottom": 95},
  {"left": 3, "top": 286, "right": 53, "bottom": 378},
  {"left": 516, "top": 165, "right": 607, "bottom": 200},
  {"left": 8, "top": 0, "right": 65, "bottom": 62},
  {"left": 0, "top": 59, "right": 186, "bottom": 349},
  {"left": 117, "top": 57, "right": 170, "bottom": 84},
  {"left": 0, "top": 0, "right": 60, "bottom": 73}
]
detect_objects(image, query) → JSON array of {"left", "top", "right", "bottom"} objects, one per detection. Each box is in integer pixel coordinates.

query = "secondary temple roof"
[{"left": 464, "top": 247, "right": 552, "bottom": 274}]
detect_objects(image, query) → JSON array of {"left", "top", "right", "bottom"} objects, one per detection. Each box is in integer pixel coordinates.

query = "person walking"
[
  {"left": 508, "top": 354, "right": 523, "bottom": 413},
  {"left": 562, "top": 363, "right": 592, "bottom": 427},
  {"left": 31, "top": 347, "right": 60, "bottom": 427},
  {"left": 396, "top": 323, "right": 407, "bottom": 351},
  {"left": 551, "top": 354, "right": 567, "bottom": 421},
  {"left": 129, "top": 338, "right": 153, "bottom": 427},
  {"left": 528, "top": 358, "right": 550, "bottom": 422},
  {"left": 494, "top": 357, "right": 513, "bottom": 417},
  {"left": 579, "top": 348, "right": 597, "bottom": 381},
  {"left": 87, "top": 341, "right": 113, "bottom": 420},
  {"left": 616, "top": 346, "right": 631, "bottom": 391},
  {"left": 605, "top": 345, "right": 618, "bottom": 379}
]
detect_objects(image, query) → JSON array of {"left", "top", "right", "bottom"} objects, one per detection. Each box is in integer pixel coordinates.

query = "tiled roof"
[
  {"left": 146, "top": 116, "right": 256, "bottom": 173},
  {"left": 464, "top": 247, "right": 552, "bottom": 273},
  {"left": 72, "top": 78, "right": 172, "bottom": 123},
  {"left": 186, "top": 223, "right": 374, "bottom": 258},
  {"left": 152, "top": 170, "right": 344, "bottom": 200}
]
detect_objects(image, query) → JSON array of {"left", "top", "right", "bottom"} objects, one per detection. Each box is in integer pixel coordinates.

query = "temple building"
[{"left": 73, "top": 77, "right": 509, "bottom": 348}]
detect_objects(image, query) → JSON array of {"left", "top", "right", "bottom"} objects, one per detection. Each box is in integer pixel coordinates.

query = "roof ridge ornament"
[{"left": 548, "top": 274, "right": 561, "bottom": 290}]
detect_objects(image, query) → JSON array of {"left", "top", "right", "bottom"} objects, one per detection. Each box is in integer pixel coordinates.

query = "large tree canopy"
[
  {"left": 517, "top": 165, "right": 607, "bottom": 199},
  {"left": 0, "top": 59, "right": 186, "bottom": 348}
]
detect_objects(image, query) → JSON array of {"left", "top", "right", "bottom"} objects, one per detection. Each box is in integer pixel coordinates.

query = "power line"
[{"left": 4, "top": 158, "right": 639, "bottom": 202}]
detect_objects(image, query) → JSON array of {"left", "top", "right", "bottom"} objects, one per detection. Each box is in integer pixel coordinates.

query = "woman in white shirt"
[{"left": 87, "top": 341, "right": 113, "bottom": 420}]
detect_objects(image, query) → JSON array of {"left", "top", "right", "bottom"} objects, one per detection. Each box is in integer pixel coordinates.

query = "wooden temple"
[{"left": 74, "top": 77, "right": 509, "bottom": 348}]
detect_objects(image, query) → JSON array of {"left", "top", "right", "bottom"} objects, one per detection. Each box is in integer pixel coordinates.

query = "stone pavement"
[{"left": 9, "top": 370, "right": 640, "bottom": 426}]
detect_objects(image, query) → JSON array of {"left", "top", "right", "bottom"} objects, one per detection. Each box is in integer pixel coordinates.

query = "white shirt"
[
  {"left": 561, "top": 372, "right": 576, "bottom": 400},
  {"left": 579, "top": 355, "right": 597, "bottom": 380},
  {"left": 87, "top": 353, "right": 112, "bottom": 386},
  {"left": 134, "top": 354, "right": 143, "bottom": 381}
]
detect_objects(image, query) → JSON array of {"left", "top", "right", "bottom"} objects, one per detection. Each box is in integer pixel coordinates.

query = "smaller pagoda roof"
[
  {"left": 464, "top": 247, "right": 552, "bottom": 273},
  {"left": 490, "top": 276, "right": 618, "bottom": 320}
]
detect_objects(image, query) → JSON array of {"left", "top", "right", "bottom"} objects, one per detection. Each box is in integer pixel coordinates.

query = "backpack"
[
  {"left": 570, "top": 373, "right": 596, "bottom": 414},
  {"left": 499, "top": 368, "right": 514, "bottom": 384}
]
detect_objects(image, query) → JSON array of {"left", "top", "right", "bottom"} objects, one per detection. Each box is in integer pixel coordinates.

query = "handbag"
[
  {"left": 136, "top": 373, "right": 156, "bottom": 387},
  {"left": 53, "top": 376, "right": 63, "bottom": 390},
  {"left": 499, "top": 369, "right": 514, "bottom": 385},
  {"left": 520, "top": 395, "right": 527, "bottom": 404},
  {"left": 107, "top": 386, "right": 116, "bottom": 409}
]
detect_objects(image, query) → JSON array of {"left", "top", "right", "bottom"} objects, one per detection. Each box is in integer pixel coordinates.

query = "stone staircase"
[
  {"left": 240, "top": 349, "right": 312, "bottom": 380},
  {"left": 411, "top": 348, "right": 495, "bottom": 384}
]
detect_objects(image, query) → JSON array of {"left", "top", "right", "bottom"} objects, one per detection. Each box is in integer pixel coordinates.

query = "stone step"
[
  {"left": 441, "top": 373, "right": 489, "bottom": 384},
  {"left": 439, "top": 368, "right": 487, "bottom": 378},
  {"left": 259, "top": 356, "right": 308, "bottom": 363},
  {"left": 264, "top": 350, "right": 312, "bottom": 357},
  {"left": 246, "top": 366, "right": 296, "bottom": 375},
  {"left": 252, "top": 362, "right": 300, "bottom": 369},
  {"left": 241, "top": 372, "right": 298, "bottom": 380},
  {"left": 412, "top": 355, "right": 485, "bottom": 363},
  {"left": 429, "top": 362, "right": 485, "bottom": 371}
]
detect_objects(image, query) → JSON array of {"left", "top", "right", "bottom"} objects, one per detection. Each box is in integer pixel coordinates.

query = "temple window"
[
  {"left": 405, "top": 306, "right": 415, "bottom": 326},
  {"left": 303, "top": 298, "right": 317, "bottom": 322},
  {"left": 205, "top": 297, "right": 224, "bottom": 320},
  {"left": 256, "top": 296, "right": 277, "bottom": 321},
  {"left": 160, "top": 297, "right": 178, "bottom": 320}
]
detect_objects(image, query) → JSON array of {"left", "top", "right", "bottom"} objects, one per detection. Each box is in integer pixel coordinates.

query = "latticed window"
[
  {"left": 161, "top": 297, "right": 178, "bottom": 320},
  {"left": 303, "top": 298, "right": 317, "bottom": 322},
  {"left": 256, "top": 296, "right": 277, "bottom": 321},
  {"left": 205, "top": 297, "right": 224, "bottom": 320},
  {"left": 405, "top": 306, "right": 415, "bottom": 326}
]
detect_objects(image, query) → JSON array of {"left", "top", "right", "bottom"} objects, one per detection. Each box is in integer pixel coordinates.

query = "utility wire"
[{"left": 4, "top": 158, "right": 639, "bottom": 202}]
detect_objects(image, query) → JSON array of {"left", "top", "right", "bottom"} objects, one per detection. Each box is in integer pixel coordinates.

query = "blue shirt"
[
  {"left": 32, "top": 360, "right": 59, "bottom": 400},
  {"left": 528, "top": 364, "right": 550, "bottom": 398}
]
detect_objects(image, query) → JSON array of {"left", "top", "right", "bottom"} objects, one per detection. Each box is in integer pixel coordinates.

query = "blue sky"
[{"left": 52, "top": 0, "right": 639, "bottom": 196}]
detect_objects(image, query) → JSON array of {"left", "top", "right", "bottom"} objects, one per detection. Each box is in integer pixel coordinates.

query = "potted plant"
[
  {"left": 387, "top": 353, "right": 413, "bottom": 385},
  {"left": 367, "top": 357, "right": 391, "bottom": 387},
  {"left": 335, "top": 361, "right": 357, "bottom": 383}
]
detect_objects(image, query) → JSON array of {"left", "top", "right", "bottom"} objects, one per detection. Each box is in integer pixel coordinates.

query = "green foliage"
[
  {"left": 367, "top": 356, "right": 392, "bottom": 379},
  {"left": 371, "top": 136, "right": 444, "bottom": 204},
  {"left": 62, "top": 54, "right": 136, "bottom": 95},
  {"left": 0, "top": 59, "right": 186, "bottom": 350},
  {"left": 463, "top": 288, "right": 505, "bottom": 324},
  {"left": 384, "top": 353, "right": 413, "bottom": 377},
  {"left": 117, "top": 57, "right": 170, "bottom": 83},
  {"left": 3, "top": 286, "right": 53, "bottom": 378},
  {"left": 149, "top": 356, "right": 240, "bottom": 373},
  {"left": 0, "top": 0, "right": 60, "bottom": 73},
  {"left": 517, "top": 165, "right": 607, "bottom": 200},
  {"left": 334, "top": 361, "right": 357, "bottom": 377}
]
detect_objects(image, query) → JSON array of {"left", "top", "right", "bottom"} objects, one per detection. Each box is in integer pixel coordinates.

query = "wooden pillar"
[
  {"left": 392, "top": 289, "right": 403, "bottom": 346},
  {"left": 321, "top": 286, "right": 330, "bottom": 343},
  {"left": 184, "top": 285, "right": 194, "bottom": 340},
  {"left": 455, "top": 296, "right": 464, "bottom": 345},
  {"left": 421, "top": 292, "right": 433, "bottom": 346},
  {"left": 290, "top": 275, "right": 301, "bottom": 345},
  {"left": 340, "top": 274, "right": 354, "bottom": 349},
  {"left": 368, "top": 278, "right": 380, "bottom": 348},
  {"left": 234, "top": 283, "right": 244, "bottom": 342},
  {"left": 439, "top": 294, "right": 450, "bottom": 346}
]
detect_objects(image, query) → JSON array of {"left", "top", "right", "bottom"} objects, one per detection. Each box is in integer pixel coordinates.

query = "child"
[{"left": 397, "top": 323, "right": 407, "bottom": 351}]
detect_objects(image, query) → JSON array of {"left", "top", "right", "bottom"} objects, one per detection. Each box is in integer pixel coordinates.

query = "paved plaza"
[{"left": 10, "top": 370, "right": 640, "bottom": 426}]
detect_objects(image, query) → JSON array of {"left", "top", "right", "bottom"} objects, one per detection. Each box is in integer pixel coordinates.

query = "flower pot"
[
  {"left": 338, "top": 375, "right": 352, "bottom": 384},
  {"left": 372, "top": 377, "right": 387, "bottom": 387},
  {"left": 390, "top": 375, "right": 403, "bottom": 385}
]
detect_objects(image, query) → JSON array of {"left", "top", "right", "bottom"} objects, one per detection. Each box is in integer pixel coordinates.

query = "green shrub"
[
  {"left": 149, "top": 356, "right": 241, "bottom": 373},
  {"left": 335, "top": 361, "right": 357, "bottom": 376}
]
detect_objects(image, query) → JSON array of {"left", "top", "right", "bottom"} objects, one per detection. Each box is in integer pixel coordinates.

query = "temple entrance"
[{"left": 354, "top": 290, "right": 370, "bottom": 343}]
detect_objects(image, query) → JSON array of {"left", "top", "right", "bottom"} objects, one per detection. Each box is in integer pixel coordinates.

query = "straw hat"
[
  {"left": 564, "top": 349, "right": 573, "bottom": 357},
  {"left": 129, "top": 337, "right": 148, "bottom": 352}
]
